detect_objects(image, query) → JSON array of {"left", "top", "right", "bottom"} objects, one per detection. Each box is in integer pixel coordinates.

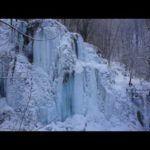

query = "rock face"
[{"left": 0, "top": 19, "right": 149, "bottom": 131}]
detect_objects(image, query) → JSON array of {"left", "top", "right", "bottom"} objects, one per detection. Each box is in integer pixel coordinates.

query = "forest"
[{"left": 57, "top": 19, "right": 150, "bottom": 82}]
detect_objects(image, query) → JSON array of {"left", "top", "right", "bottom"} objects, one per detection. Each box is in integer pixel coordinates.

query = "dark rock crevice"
[
  {"left": 137, "top": 111, "right": 144, "bottom": 127},
  {"left": 23, "top": 20, "right": 42, "bottom": 64}
]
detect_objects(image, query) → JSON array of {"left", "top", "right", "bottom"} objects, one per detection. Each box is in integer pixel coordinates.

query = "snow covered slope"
[{"left": 0, "top": 19, "right": 149, "bottom": 131}]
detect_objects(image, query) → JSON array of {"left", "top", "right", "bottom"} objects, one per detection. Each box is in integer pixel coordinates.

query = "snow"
[{"left": 37, "top": 113, "right": 143, "bottom": 131}]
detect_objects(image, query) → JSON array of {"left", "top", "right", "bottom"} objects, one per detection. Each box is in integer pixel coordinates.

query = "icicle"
[
  {"left": 0, "top": 62, "right": 5, "bottom": 97},
  {"left": 33, "top": 27, "right": 59, "bottom": 73},
  {"left": 0, "top": 56, "right": 10, "bottom": 98},
  {"left": 17, "top": 21, "right": 27, "bottom": 53},
  {"left": 72, "top": 68, "right": 87, "bottom": 115},
  {"left": 143, "top": 94, "right": 149, "bottom": 131},
  {"left": 76, "top": 35, "right": 85, "bottom": 60},
  {"left": 58, "top": 71, "right": 74, "bottom": 121},
  {"left": 73, "top": 38, "right": 78, "bottom": 58}
]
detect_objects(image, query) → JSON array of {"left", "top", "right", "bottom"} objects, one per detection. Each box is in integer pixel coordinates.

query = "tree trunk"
[{"left": 129, "top": 69, "right": 133, "bottom": 86}]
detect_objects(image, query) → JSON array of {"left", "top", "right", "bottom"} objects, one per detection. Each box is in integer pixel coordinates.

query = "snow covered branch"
[{"left": 0, "top": 19, "right": 60, "bottom": 41}]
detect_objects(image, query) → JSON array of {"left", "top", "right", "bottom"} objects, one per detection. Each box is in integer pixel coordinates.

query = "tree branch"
[{"left": 0, "top": 20, "right": 59, "bottom": 41}]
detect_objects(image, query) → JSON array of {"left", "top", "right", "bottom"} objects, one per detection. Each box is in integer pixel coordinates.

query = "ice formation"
[{"left": 0, "top": 19, "right": 150, "bottom": 131}]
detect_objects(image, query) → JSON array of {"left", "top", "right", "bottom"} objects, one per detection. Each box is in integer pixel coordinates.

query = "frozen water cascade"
[
  {"left": 76, "top": 34, "right": 85, "bottom": 60},
  {"left": 57, "top": 71, "right": 75, "bottom": 121},
  {"left": 73, "top": 38, "right": 78, "bottom": 58},
  {"left": 33, "top": 20, "right": 67, "bottom": 73},
  {"left": 0, "top": 19, "right": 149, "bottom": 131},
  {"left": 32, "top": 21, "right": 101, "bottom": 121}
]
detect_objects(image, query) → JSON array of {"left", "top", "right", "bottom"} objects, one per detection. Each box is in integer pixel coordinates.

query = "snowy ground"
[{"left": 36, "top": 114, "right": 143, "bottom": 131}]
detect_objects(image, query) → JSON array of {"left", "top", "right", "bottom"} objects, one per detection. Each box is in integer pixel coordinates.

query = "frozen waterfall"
[
  {"left": 0, "top": 19, "right": 148, "bottom": 131},
  {"left": 32, "top": 21, "right": 101, "bottom": 121}
]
